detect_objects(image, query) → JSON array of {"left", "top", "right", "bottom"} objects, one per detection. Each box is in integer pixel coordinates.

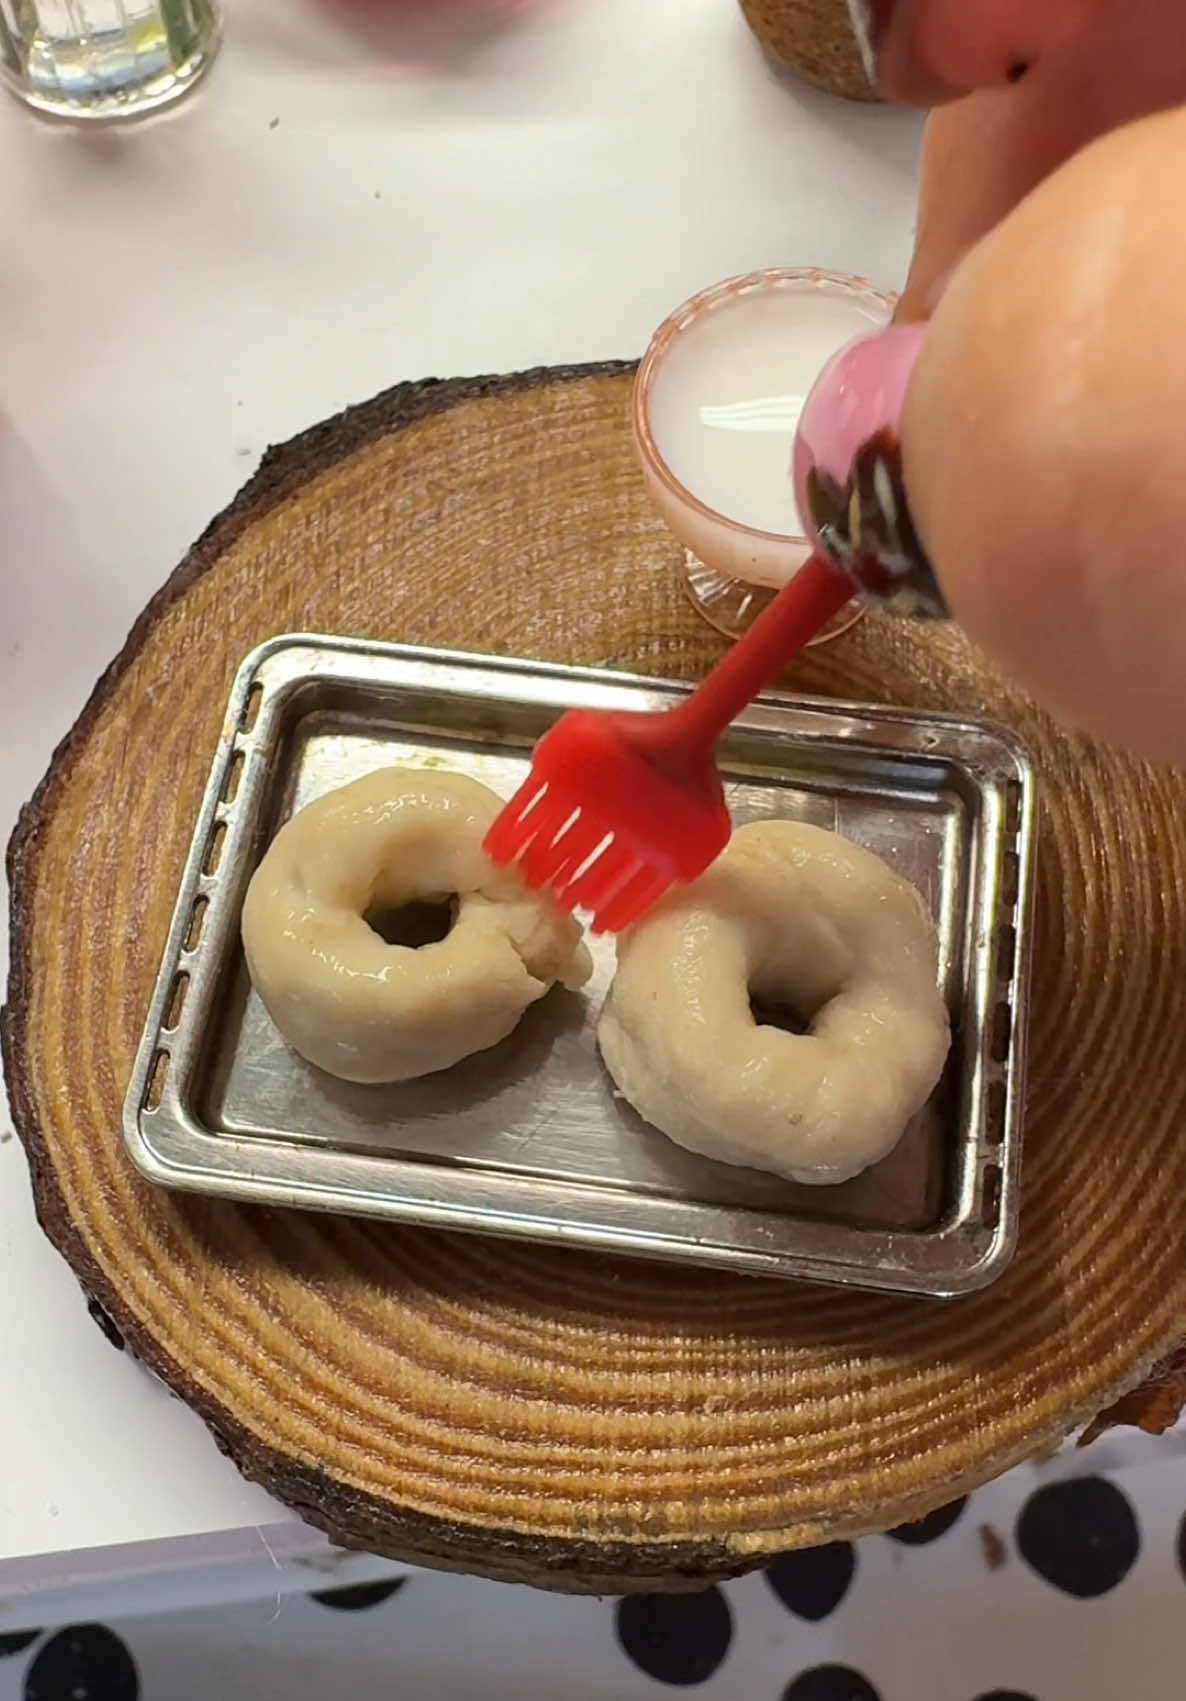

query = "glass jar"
[
  {"left": 0, "top": 0, "right": 221, "bottom": 121},
  {"left": 632, "top": 268, "right": 895, "bottom": 644}
]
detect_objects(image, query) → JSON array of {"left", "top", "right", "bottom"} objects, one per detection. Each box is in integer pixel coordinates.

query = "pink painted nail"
[{"left": 793, "top": 322, "right": 947, "bottom": 619}]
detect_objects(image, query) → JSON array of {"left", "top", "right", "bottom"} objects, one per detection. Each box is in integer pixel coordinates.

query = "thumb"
[{"left": 900, "top": 103, "right": 1186, "bottom": 766}]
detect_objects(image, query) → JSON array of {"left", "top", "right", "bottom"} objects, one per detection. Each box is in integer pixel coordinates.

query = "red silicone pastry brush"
[
  {"left": 482, "top": 555, "right": 854, "bottom": 933},
  {"left": 484, "top": 321, "right": 945, "bottom": 934}
]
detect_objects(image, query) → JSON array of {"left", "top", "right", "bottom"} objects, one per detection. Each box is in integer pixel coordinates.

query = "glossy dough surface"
[
  {"left": 598, "top": 820, "right": 950, "bottom": 1184},
  {"left": 241, "top": 767, "right": 592, "bottom": 1083}
]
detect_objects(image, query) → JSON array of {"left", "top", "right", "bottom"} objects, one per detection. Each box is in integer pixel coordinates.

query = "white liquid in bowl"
[{"left": 648, "top": 283, "right": 888, "bottom": 539}]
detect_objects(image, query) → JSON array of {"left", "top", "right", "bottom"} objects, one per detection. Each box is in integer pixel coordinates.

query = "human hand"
[
  {"left": 884, "top": 0, "right": 1186, "bottom": 319},
  {"left": 856, "top": 2, "right": 1186, "bottom": 764}
]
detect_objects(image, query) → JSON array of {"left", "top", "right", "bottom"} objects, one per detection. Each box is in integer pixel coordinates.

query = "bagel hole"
[
  {"left": 749, "top": 993, "right": 811, "bottom": 1036},
  {"left": 365, "top": 897, "right": 455, "bottom": 949}
]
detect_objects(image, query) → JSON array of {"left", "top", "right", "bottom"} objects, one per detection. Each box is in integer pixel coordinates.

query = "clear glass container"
[
  {"left": 0, "top": 0, "right": 221, "bottom": 121},
  {"left": 633, "top": 268, "right": 895, "bottom": 645}
]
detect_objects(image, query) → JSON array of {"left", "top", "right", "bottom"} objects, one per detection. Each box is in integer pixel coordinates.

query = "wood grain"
[
  {"left": 4, "top": 363, "right": 1186, "bottom": 1592},
  {"left": 738, "top": 0, "right": 879, "bottom": 102}
]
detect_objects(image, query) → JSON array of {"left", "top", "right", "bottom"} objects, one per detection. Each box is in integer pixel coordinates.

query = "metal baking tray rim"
[
  {"left": 236, "top": 631, "right": 1040, "bottom": 765},
  {"left": 122, "top": 633, "right": 1036, "bottom": 1300},
  {"left": 129, "top": 1103, "right": 1016, "bottom": 1299}
]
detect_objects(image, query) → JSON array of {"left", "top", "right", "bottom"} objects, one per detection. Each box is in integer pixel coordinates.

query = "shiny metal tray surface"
[{"left": 124, "top": 636, "right": 1036, "bottom": 1297}]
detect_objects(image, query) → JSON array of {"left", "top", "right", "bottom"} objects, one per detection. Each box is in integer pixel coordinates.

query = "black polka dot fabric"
[
  {"left": 23, "top": 1626, "right": 138, "bottom": 1701},
  {"left": 0, "top": 1636, "right": 40, "bottom": 1659},
  {"left": 615, "top": 1588, "right": 733, "bottom": 1686},
  {"left": 309, "top": 1579, "right": 407, "bottom": 1611},
  {"left": 1015, "top": 1476, "right": 1139, "bottom": 1597},
  {"left": 888, "top": 1497, "right": 968, "bottom": 1545},
  {"left": 783, "top": 1664, "right": 881, "bottom": 1700},
  {"left": 0, "top": 1459, "right": 1180, "bottom": 1700},
  {"left": 766, "top": 1543, "right": 856, "bottom": 1620}
]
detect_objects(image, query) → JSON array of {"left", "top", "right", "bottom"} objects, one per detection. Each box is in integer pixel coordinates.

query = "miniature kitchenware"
[{"left": 2, "top": 2, "right": 1184, "bottom": 1699}]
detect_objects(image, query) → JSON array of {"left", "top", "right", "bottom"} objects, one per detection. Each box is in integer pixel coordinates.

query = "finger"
[
  {"left": 895, "top": 0, "right": 1186, "bottom": 322},
  {"left": 896, "top": 91, "right": 1041, "bottom": 323},
  {"left": 900, "top": 103, "right": 1186, "bottom": 767},
  {"left": 856, "top": 0, "right": 1090, "bottom": 106}
]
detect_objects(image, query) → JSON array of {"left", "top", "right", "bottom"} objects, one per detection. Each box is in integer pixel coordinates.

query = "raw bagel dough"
[
  {"left": 242, "top": 767, "right": 592, "bottom": 1084},
  {"left": 598, "top": 820, "right": 950, "bottom": 1184}
]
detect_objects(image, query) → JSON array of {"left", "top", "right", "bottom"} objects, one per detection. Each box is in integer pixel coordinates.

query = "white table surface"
[{"left": 0, "top": 0, "right": 923, "bottom": 1589}]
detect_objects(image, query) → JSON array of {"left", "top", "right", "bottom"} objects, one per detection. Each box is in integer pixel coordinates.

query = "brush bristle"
[{"left": 483, "top": 775, "right": 674, "bottom": 929}]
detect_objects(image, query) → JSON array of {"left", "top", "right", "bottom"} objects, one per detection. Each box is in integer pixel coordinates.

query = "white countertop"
[{"left": 0, "top": 0, "right": 922, "bottom": 1584}]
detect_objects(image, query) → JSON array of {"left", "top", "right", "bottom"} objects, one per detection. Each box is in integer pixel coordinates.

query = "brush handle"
[{"left": 666, "top": 555, "right": 854, "bottom": 751}]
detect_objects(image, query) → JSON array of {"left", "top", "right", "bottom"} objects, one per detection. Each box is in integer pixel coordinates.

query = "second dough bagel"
[
  {"left": 242, "top": 767, "right": 592, "bottom": 1084},
  {"left": 598, "top": 820, "right": 950, "bottom": 1184}
]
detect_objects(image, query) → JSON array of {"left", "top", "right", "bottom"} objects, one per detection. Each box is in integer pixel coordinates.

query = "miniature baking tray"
[{"left": 123, "top": 635, "right": 1036, "bottom": 1297}]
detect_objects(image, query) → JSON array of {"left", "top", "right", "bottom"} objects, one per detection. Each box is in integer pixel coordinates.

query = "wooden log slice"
[
  {"left": 738, "top": 0, "right": 880, "bottom": 103},
  {"left": 5, "top": 364, "right": 1186, "bottom": 1593}
]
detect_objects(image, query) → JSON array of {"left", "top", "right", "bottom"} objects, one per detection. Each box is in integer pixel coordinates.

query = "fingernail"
[
  {"left": 847, "top": 1, "right": 970, "bottom": 104},
  {"left": 794, "top": 325, "right": 948, "bottom": 619},
  {"left": 844, "top": 0, "right": 881, "bottom": 84}
]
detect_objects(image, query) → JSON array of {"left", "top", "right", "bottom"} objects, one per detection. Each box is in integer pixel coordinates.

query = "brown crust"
[
  {"left": 1078, "top": 1346, "right": 1186, "bottom": 1448},
  {"left": 1, "top": 360, "right": 764, "bottom": 1592}
]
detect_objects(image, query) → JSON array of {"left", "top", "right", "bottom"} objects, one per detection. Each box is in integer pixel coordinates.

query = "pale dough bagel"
[
  {"left": 598, "top": 820, "right": 950, "bottom": 1184},
  {"left": 241, "top": 768, "right": 593, "bottom": 1084}
]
